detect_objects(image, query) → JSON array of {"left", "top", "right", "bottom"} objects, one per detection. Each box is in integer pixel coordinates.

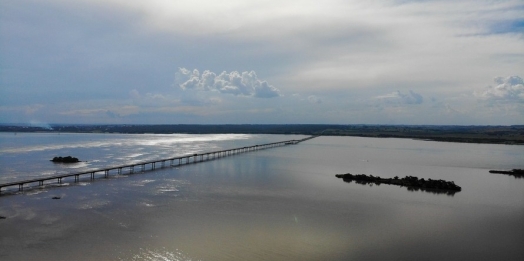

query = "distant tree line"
[{"left": 1, "top": 124, "right": 523, "bottom": 144}]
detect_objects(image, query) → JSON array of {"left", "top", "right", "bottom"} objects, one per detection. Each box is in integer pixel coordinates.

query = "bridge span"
[{"left": 0, "top": 136, "right": 318, "bottom": 195}]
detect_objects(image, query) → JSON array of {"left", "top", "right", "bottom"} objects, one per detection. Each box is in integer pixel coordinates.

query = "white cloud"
[
  {"left": 59, "top": 106, "right": 140, "bottom": 117},
  {"left": 373, "top": 90, "right": 424, "bottom": 105},
  {"left": 129, "top": 89, "right": 179, "bottom": 106},
  {"left": 308, "top": 95, "right": 322, "bottom": 104},
  {"left": 475, "top": 76, "right": 524, "bottom": 104},
  {"left": 175, "top": 68, "right": 281, "bottom": 98},
  {"left": 2, "top": 0, "right": 523, "bottom": 125}
]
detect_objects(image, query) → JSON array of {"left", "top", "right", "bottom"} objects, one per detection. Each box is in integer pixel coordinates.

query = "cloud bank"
[
  {"left": 175, "top": 68, "right": 281, "bottom": 98},
  {"left": 308, "top": 95, "right": 322, "bottom": 104},
  {"left": 1, "top": 1, "right": 523, "bottom": 125},
  {"left": 373, "top": 90, "right": 424, "bottom": 105},
  {"left": 476, "top": 76, "right": 524, "bottom": 104}
]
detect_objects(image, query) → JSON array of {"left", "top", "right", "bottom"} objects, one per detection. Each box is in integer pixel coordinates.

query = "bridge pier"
[{"left": 0, "top": 136, "right": 316, "bottom": 195}]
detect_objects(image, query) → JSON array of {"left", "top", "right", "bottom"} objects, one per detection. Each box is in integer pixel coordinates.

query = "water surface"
[{"left": 1, "top": 134, "right": 523, "bottom": 260}]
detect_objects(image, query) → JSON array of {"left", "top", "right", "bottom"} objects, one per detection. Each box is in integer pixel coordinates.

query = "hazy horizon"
[{"left": 3, "top": 122, "right": 524, "bottom": 128}]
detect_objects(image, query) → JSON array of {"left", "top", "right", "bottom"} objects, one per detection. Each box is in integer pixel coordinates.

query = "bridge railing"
[{"left": 0, "top": 136, "right": 316, "bottom": 194}]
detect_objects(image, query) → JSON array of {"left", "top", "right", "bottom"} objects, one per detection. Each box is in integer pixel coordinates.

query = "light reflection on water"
[
  {"left": 127, "top": 248, "right": 200, "bottom": 261},
  {"left": 0, "top": 134, "right": 523, "bottom": 261},
  {"left": 0, "top": 133, "right": 252, "bottom": 154},
  {"left": 0, "top": 133, "right": 256, "bottom": 182}
]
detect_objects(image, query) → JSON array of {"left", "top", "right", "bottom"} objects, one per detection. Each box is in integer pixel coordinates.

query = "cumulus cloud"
[
  {"left": 475, "top": 76, "right": 524, "bottom": 104},
  {"left": 175, "top": 68, "right": 281, "bottom": 98},
  {"left": 373, "top": 90, "right": 424, "bottom": 105}
]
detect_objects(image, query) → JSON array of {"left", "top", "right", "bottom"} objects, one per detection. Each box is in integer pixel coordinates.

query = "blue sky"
[{"left": 1, "top": 0, "right": 523, "bottom": 125}]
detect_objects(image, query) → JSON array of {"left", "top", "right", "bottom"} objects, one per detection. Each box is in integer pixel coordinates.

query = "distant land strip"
[
  {"left": 1, "top": 124, "right": 523, "bottom": 145},
  {"left": 489, "top": 169, "right": 524, "bottom": 178}
]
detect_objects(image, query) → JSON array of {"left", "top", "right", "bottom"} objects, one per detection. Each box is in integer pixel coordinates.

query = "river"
[{"left": 0, "top": 133, "right": 523, "bottom": 260}]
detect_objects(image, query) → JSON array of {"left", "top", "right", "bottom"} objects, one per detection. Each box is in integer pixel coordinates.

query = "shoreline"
[{"left": 1, "top": 124, "right": 523, "bottom": 145}]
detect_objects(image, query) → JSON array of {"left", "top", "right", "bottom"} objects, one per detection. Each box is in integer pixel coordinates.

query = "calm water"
[{"left": 0, "top": 133, "right": 523, "bottom": 261}]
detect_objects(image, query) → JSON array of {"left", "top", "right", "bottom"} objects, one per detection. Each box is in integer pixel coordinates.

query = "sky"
[{"left": 1, "top": 0, "right": 523, "bottom": 125}]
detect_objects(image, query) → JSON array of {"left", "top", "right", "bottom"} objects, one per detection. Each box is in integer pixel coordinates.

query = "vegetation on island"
[
  {"left": 336, "top": 173, "right": 461, "bottom": 195},
  {"left": 51, "top": 156, "right": 80, "bottom": 163},
  {"left": 489, "top": 169, "right": 524, "bottom": 178}
]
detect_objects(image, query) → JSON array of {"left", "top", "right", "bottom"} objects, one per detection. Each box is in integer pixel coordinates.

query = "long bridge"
[{"left": 0, "top": 136, "right": 318, "bottom": 195}]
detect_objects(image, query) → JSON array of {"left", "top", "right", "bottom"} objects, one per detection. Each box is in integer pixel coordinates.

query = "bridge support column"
[{"left": 0, "top": 137, "right": 316, "bottom": 194}]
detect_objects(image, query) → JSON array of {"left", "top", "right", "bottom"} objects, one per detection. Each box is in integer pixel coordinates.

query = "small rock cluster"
[{"left": 51, "top": 156, "right": 80, "bottom": 163}]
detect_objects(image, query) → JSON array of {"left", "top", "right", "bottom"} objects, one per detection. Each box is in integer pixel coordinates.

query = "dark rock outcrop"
[
  {"left": 489, "top": 169, "right": 524, "bottom": 178},
  {"left": 51, "top": 156, "right": 80, "bottom": 163},
  {"left": 336, "top": 173, "right": 461, "bottom": 195}
]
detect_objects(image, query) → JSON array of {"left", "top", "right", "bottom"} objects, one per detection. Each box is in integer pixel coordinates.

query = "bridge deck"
[{"left": 0, "top": 136, "right": 317, "bottom": 194}]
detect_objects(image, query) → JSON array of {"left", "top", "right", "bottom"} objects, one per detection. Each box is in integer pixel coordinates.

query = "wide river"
[{"left": 0, "top": 133, "right": 523, "bottom": 261}]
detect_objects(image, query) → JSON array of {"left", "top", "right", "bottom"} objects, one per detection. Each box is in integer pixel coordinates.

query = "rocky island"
[
  {"left": 336, "top": 173, "right": 461, "bottom": 195},
  {"left": 51, "top": 156, "right": 80, "bottom": 163},
  {"left": 489, "top": 169, "right": 524, "bottom": 178}
]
